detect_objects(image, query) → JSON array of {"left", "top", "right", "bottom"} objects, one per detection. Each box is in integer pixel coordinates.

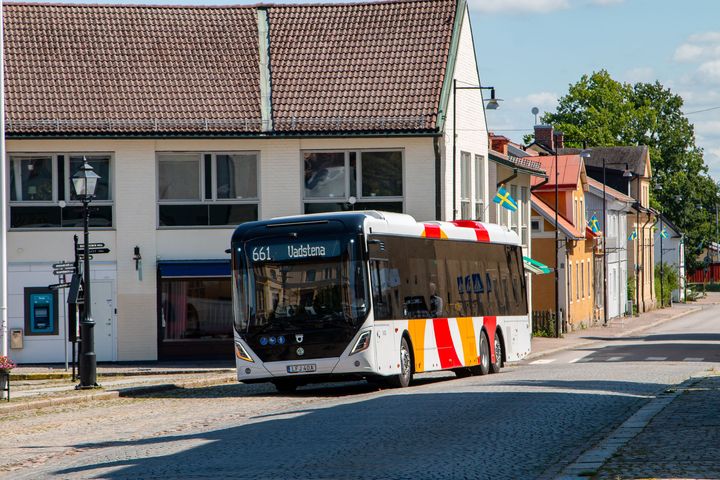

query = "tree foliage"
[{"left": 540, "top": 70, "right": 718, "bottom": 272}]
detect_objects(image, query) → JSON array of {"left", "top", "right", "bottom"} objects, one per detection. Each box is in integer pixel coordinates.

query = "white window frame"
[
  {"left": 520, "top": 186, "right": 529, "bottom": 246},
  {"left": 301, "top": 149, "right": 404, "bottom": 210},
  {"left": 460, "top": 151, "right": 472, "bottom": 220},
  {"left": 8, "top": 152, "right": 115, "bottom": 230},
  {"left": 156, "top": 151, "right": 260, "bottom": 228},
  {"left": 474, "top": 154, "right": 485, "bottom": 221}
]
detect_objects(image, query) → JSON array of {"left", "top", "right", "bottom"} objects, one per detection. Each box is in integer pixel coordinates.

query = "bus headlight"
[
  {"left": 235, "top": 342, "right": 254, "bottom": 363},
  {"left": 350, "top": 330, "right": 371, "bottom": 355}
]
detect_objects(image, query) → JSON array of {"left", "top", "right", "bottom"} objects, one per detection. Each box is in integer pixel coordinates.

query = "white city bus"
[{"left": 231, "top": 211, "right": 531, "bottom": 392}]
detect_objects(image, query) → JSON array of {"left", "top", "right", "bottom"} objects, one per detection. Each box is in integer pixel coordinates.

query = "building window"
[
  {"left": 531, "top": 218, "right": 542, "bottom": 232},
  {"left": 157, "top": 152, "right": 259, "bottom": 227},
  {"left": 569, "top": 262, "right": 573, "bottom": 303},
  {"left": 520, "top": 187, "right": 529, "bottom": 245},
  {"left": 474, "top": 155, "right": 485, "bottom": 220},
  {"left": 303, "top": 150, "right": 403, "bottom": 214},
  {"left": 587, "top": 260, "right": 592, "bottom": 299},
  {"left": 460, "top": 152, "right": 472, "bottom": 219},
  {"left": 9, "top": 153, "right": 113, "bottom": 229},
  {"left": 580, "top": 261, "right": 584, "bottom": 301},
  {"left": 510, "top": 184, "right": 519, "bottom": 235}
]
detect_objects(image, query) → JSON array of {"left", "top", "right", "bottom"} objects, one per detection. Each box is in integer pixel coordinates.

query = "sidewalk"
[{"left": 1, "top": 294, "right": 716, "bottom": 414}]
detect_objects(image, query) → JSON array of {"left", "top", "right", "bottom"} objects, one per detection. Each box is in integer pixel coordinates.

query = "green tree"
[{"left": 539, "top": 70, "right": 719, "bottom": 272}]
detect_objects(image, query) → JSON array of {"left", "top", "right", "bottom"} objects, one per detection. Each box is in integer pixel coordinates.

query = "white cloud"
[
  {"left": 623, "top": 67, "right": 655, "bottom": 83},
  {"left": 697, "top": 60, "right": 720, "bottom": 84},
  {"left": 469, "top": 0, "right": 570, "bottom": 14},
  {"left": 689, "top": 32, "right": 720, "bottom": 43},
  {"left": 674, "top": 44, "right": 704, "bottom": 63}
]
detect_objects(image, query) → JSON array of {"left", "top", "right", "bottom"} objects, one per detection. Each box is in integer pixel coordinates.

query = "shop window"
[
  {"left": 161, "top": 277, "right": 233, "bottom": 341},
  {"left": 303, "top": 150, "right": 403, "bottom": 213},
  {"left": 157, "top": 152, "right": 259, "bottom": 227},
  {"left": 9, "top": 154, "right": 113, "bottom": 229}
]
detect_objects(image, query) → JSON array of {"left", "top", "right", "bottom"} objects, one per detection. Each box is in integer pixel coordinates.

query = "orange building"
[{"left": 530, "top": 154, "right": 599, "bottom": 332}]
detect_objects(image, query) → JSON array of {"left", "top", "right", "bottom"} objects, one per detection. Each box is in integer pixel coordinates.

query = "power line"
[{"left": 685, "top": 106, "right": 720, "bottom": 115}]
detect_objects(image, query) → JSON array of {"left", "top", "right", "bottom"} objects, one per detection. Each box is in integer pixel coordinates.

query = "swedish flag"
[
  {"left": 628, "top": 230, "right": 638, "bottom": 241},
  {"left": 493, "top": 185, "right": 518, "bottom": 212},
  {"left": 589, "top": 214, "right": 601, "bottom": 234},
  {"left": 660, "top": 228, "right": 669, "bottom": 239}
]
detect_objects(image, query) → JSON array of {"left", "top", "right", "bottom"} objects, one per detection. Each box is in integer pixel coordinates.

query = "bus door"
[{"left": 368, "top": 243, "right": 400, "bottom": 373}]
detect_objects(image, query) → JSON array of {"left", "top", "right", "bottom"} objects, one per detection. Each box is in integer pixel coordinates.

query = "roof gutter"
[{"left": 5, "top": 130, "right": 442, "bottom": 140}]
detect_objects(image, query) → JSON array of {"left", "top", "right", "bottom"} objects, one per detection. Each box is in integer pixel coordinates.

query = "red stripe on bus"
[
  {"left": 451, "top": 220, "right": 490, "bottom": 242},
  {"left": 423, "top": 224, "right": 443, "bottom": 238},
  {"left": 483, "top": 316, "right": 497, "bottom": 363},
  {"left": 433, "top": 318, "right": 462, "bottom": 369}
]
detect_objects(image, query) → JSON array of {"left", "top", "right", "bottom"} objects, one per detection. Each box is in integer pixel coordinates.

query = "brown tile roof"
[
  {"left": 267, "top": 0, "right": 455, "bottom": 133},
  {"left": 4, "top": 3, "right": 261, "bottom": 135},
  {"left": 3, "top": 0, "right": 457, "bottom": 136}
]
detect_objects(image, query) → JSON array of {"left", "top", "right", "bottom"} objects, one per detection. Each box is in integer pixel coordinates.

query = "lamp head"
[
  {"left": 484, "top": 87, "right": 501, "bottom": 110},
  {"left": 72, "top": 157, "right": 101, "bottom": 199}
]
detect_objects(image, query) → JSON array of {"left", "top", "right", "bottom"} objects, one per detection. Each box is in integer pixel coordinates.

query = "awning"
[
  {"left": 523, "top": 256, "right": 552, "bottom": 275},
  {"left": 158, "top": 260, "right": 230, "bottom": 278}
]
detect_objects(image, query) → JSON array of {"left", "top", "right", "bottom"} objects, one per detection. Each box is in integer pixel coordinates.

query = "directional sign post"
[{"left": 48, "top": 282, "right": 71, "bottom": 290}]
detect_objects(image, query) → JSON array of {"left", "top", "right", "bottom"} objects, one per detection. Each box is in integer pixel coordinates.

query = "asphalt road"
[{"left": 4, "top": 304, "right": 720, "bottom": 480}]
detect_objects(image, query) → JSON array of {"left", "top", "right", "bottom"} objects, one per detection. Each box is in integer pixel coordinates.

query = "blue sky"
[{"left": 14, "top": 0, "right": 720, "bottom": 180}]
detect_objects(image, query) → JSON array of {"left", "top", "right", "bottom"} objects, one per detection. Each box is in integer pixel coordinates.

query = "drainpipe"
[{"left": 433, "top": 137, "right": 442, "bottom": 220}]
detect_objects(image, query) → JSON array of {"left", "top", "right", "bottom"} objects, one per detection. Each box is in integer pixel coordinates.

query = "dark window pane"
[
  {"left": 304, "top": 152, "right": 345, "bottom": 198},
  {"left": 353, "top": 201, "right": 403, "bottom": 213},
  {"left": 161, "top": 278, "right": 233, "bottom": 341},
  {"left": 209, "top": 204, "right": 258, "bottom": 226},
  {"left": 361, "top": 151, "right": 402, "bottom": 197},
  {"left": 11, "top": 206, "right": 62, "bottom": 228},
  {"left": 158, "top": 154, "right": 200, "bottom": 200},
  {"left": 160, "top": 205, "right": 209, "bottom": 226},
  {"left": 61, "top": 205, "right": 113, "bottom": 228},
  {"left": 216, "top": 154, "right": 258, "bottom": 199},
  {"left": 69, "top": 156, "right": 111, "bottom": 201},
  {"left": 10, "top": 156, "right": 53, "bottom": 201},
  {"left": 57, "top": 155, "right": 65, "bottom": 201},
  {"left": 204, "top": 155, "right": 212, "bottom": 200},
  {"left": 304, "top": 202, "right": 348, "bottom": 214}
]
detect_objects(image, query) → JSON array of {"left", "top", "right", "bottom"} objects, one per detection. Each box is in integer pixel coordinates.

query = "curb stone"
[{"left": 0, "top": 374, "right": 236, "bottom": 415}]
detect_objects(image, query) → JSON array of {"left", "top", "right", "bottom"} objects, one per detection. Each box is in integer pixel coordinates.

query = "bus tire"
[
  {"left": 272, "top": 379, "right": 299, "bottom": 393},
  {"left": 475, "top": 331, "right": 491, "bottom": 376},
  {"left": 490, "top": 331, "right": 504, "bottom": 374},
  {"left": 386, "top": 336, "right": 413, "bottom": 388}
]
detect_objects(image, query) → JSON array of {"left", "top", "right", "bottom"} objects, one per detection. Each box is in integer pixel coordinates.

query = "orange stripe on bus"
[
  {"left": 456, "top": 317, "right": 479, "bottom": 366},
  {"left": 408, "top": 319, "right": 427, "bottom": 372}
]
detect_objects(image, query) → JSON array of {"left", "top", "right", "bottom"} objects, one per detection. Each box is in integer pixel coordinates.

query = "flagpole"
[
  {"left": 603, "top": 157, "right": 608, "bottom": 326},
  {"left": 660, "top": 217, "right": 664, "bottom": 308}
]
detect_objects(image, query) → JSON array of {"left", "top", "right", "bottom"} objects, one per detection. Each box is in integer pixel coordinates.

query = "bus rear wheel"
[
  {"left": 386, "top": 337, "right": 413, "bottom": 388},
  {"left": 471, "top": 332, "right": 491, "bottom": 376},
  {"left": 490, "top": 331, "right": 504, "bottom": 374}
]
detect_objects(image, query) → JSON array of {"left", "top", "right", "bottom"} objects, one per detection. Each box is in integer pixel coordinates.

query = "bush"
[{"left": 654, "top": 262, "right": 679, "bottom": 307}]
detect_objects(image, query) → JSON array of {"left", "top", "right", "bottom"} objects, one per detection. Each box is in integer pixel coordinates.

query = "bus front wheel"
[
  {"left": 490, "top": 331, "right": 504, "bottom": 374},
  {"left": 386, "top": 337, "right": 413, "bottom": 388}
]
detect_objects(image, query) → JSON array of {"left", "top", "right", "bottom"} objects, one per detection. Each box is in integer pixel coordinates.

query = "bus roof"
[{"left": 232, "top": 211, "right": 521, "bottom": 247}]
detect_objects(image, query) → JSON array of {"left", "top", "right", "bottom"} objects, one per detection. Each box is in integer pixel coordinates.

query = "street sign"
[
  {"left": 87, "top": 248, "right": 111, "bottom": 255},
  {"left": 52, "top": 262, "right": 75, "bottom": 269},
  {"left": 76, "top": 242, "right": 105, "bottom": 250},
  {"left": 48, "top": 282, "right": 71, "bottom": 290},
  {"left": 53, "top": 268, "right": 76, "bottom": 275}
]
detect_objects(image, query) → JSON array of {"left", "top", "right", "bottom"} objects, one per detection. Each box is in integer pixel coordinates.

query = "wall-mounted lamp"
[{"left": 133, "top": 246, "right": 142, "bottom": 281}]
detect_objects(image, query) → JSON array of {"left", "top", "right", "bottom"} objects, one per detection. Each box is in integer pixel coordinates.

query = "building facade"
[
  {"left": 3, "top": 0, "right": 495, "bottom": 362},
  {"left": 655, "top": 215, "right": 685, "bottom": 303}
]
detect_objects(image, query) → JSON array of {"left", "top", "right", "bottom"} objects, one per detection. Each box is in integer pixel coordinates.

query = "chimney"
[
  {"left": 555, "top": 130, "right": 565, "bottom": 149},
  {"left": 489, "top": 133, "right": 510, "bottom": 155},
  {"left": 534, "top": 124, "right": 554, "bottom": 151}
]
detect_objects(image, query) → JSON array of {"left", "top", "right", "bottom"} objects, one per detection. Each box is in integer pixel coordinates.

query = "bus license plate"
[{"left": 287, "top": 364, "right": 316, "bottom": 373}]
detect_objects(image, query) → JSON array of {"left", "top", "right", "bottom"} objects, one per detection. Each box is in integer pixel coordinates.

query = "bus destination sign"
[{"left": 249, "top": 240, "right": 342, "bottom": 263}]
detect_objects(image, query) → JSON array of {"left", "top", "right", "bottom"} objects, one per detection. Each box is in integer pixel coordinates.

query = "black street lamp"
[{"left": 72, "top": 158, "right": 100, "bottom": 389}]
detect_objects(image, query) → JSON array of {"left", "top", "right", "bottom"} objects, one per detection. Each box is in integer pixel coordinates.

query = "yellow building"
[{"left": 530, "top": 154, "right": 599, "bottom": 332}]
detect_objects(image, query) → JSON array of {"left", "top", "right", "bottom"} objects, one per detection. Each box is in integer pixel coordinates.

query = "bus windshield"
[{"left": 235, "top": 236, "right": 369, "bottom": 334}]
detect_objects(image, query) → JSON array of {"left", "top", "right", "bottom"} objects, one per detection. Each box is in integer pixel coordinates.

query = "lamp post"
[
  {"left": 72, "top": 158, "right": 100, "bottom": 389},
  {"left": 452, "top": 82, "right": 499, "bottom": 220}
]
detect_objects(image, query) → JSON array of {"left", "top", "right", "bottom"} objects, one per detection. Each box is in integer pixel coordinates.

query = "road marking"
[
  {"left": 683, "top": 357, "right": 704, "bottom": 362},
  {"left": 530, "top": 359, "right": 556, "bottom": 365},
  {"left": 646, "top": 356, "right": 667, "bottom": 361},
  {"left": 607, "top": 356, "right": 623, "bottom": 362},
  {"left": 569, "top": 357, "right": 584, "bottom": 363}
]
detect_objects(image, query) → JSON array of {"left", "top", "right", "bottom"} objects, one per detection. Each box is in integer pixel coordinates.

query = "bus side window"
[{"left": 370, "top": 259, "right": 393, "bottom": 320}]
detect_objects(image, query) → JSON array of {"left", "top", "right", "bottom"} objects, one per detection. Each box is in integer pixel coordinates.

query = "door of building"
[
  {"left": 92, "top": 281, "right": 115, "bottom": 362},
  {"left": 608, "top": 264, "right": 619, "bottom": 319}
]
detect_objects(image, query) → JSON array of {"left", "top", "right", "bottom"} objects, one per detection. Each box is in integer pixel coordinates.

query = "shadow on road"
[{"left": 47, "top": 379, "right": 675, "bottom": 480}]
